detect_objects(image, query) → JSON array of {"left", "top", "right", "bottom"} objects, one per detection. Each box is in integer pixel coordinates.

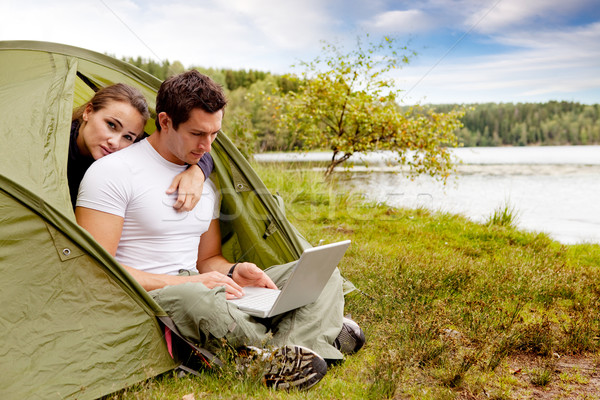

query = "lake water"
[{"left": 254, "top": 146, "right": 600, "bottom": 245}]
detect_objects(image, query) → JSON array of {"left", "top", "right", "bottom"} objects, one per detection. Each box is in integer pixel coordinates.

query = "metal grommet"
[
  {"left": 236, "top": 183, "right": 245, "bottom": 190},
  {"left": 62, "top": 248, "right": 71, "bottom": 256}
]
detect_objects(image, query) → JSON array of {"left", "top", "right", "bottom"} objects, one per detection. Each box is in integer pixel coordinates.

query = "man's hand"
[
  {"left": 167, "top": 164, "right": 205, "bottom": 212},
  {"left": 188, "top": 271, "right": 245, "bottom": 300},
  {"left": 231, "top": 262, "right": 278, "bottom": 290}
]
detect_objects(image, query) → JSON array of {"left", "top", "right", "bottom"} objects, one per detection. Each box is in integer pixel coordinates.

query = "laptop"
[{"left": 228, "top": 240, "right": 351, "bottom": 318}]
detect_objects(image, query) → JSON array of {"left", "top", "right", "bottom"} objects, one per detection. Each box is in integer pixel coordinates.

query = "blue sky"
[{"left": 2, "top": 0, "right": 599, "bottom": 104}]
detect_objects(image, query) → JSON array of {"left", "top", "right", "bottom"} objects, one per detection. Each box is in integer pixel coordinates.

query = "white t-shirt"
[{"left": 77, "top": 139, "right": 220, "bottom": 275}]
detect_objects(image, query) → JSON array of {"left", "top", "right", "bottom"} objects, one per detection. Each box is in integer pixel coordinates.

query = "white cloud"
[
  {"left": 224, "top": 0, "right": 336, "bottom": 49},
  {"left": 396, "top": 22, "right": 600, "bottom": 104},
  {"left": 0, "top": 0, "right": 336, "bottom": 71},
  {"left": 463, "top": 0, "right": 595, "bottom": 34},
  {"left": 388, "top": 4, "right": 600, "bottom": 104},
  {"left": 361, "top": 9, "right": 436, "bottom": 33},
  {"left": 1, "top": 0, "right": 597, "bottom": 104},
  {"left": 0, "top": 0, "right": 155, "bottom": 59},
  {"left": 494, "top": 20, "right": 600, "bottom": 52},
  {"left": 367, "top": 0, "right": 597, "bottom": 36},
  {"left": 146, "top": 0, "right": 336, "bottom": 70},
  {"left": 357, "top": 0, "right": 596, "bottom": 38}
]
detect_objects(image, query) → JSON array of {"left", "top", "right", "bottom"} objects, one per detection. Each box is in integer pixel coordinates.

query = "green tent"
[{"left": 0, "top": 41, "right": 313, "bottom": 399}]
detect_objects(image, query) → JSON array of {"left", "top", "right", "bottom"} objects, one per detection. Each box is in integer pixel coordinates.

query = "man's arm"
[
  {"left": 197, "top": 219, "right": 278, "bottom": 290},
  {"left": 75, "top": 207, "right": 185, "bottom": 290},
  {"left": 75, "top": 207, "right": 124, "bottom": 256},
  {"left": 75, "top": 206, "right": 246, "bottom": 297},
  {"left": 166, "top": 153, "right": 214, "bottom": 212}
]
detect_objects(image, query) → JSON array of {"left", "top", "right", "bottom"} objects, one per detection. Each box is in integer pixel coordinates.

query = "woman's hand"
[{"left": 167, "top": 164, "right": 205, "bottom": 212}]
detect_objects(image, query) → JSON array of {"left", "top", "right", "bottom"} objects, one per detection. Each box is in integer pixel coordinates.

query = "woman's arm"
[{"left": 166, "top": 153, "right": 215, "bottom": 212}]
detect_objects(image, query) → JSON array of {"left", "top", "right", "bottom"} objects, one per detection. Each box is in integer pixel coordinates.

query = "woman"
[{"left": 68, "top": 83, "right": 212, "bottom": 209}]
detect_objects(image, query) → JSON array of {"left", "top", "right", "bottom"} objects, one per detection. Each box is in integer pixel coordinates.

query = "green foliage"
[
  {"left": 274, "top": 35, "right": 464, "bottom": 178},
  {"left": 433, "top": 102, "right": 600, "bottom": 146},
  {"left": 223, "top": 69, "right": 269, "bottom": 91},
  {"left": 222, "top": 75, "right": 297, "bottom": 154},
  {"left": 120, "top": 56, "right": 293, "bottom": 91},
  {"left": 121, "top": 56, "right": 185, "bottom": 80},
  {"left": 192, "top": 67, "right": 228, "bottom": 88}
]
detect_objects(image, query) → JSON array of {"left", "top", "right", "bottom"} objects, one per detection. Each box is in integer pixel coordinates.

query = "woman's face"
[{"left": 77, "top": 101, "right": 145, "bottom": 160}]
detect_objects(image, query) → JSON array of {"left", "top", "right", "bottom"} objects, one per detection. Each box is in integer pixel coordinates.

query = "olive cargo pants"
[{"left": 150, "top": 261, "right": 345, "bottom": 360}]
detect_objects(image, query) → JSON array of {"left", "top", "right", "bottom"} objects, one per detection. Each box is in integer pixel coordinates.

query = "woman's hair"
[
  {"left": 155, "top": 70, "right": 227, "bottom": 131},
  {"left": 72, "top": 83, "right": 150, "bottom": 130}
]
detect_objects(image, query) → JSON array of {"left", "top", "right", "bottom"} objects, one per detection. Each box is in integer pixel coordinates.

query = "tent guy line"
[
  {"left": 99, "top": 0, "right": 163, "bottom": 63},
  {"left": 400, "top": 0, "right": 504, "bottom": 101}
]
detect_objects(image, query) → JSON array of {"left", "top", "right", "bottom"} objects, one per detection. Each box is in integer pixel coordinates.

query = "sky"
[{"left": 1, "top": 0, "right": 599, "bottom": 105}]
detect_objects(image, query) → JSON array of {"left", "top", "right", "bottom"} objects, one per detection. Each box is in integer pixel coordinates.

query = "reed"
[{"left": 486, "top": 200, "right": 520, "bottom": 228}]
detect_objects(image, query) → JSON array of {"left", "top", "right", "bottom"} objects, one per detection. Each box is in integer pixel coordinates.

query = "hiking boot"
[
  {"left": 239, "top": 345, "right": 327, "bottom": 391},
  {"left": 333, "top": 317, "right": 365, "bottom": 354}
]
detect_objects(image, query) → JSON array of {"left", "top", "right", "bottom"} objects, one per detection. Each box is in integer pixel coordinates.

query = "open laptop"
[{"left": 228, "top": 240, "right": 351, "bottom": 318}]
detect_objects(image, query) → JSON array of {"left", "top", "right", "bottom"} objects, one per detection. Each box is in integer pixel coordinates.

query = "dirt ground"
[{"left": 498, "top": 354, "right": 600, "bottom": 399}]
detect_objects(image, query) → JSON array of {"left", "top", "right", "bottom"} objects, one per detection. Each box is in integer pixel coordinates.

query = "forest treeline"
[
  {"left": 124, "top": 56, "right": 600, "bottom": 152},
  {"left": 433, "top": 102, "right": 600, "bottom": 147}
]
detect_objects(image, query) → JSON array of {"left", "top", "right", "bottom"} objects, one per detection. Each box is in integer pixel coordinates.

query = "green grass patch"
[
  {"left": 486, "top": 200, "right": 520, "bottom": 228},
  {"left": 107, "top": 164, "right": 600, "bottom": 399}
]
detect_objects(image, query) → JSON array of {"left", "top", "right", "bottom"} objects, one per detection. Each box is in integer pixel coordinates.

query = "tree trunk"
[{"left": 324, "top": 152, "right": 352, "bottom": 178}]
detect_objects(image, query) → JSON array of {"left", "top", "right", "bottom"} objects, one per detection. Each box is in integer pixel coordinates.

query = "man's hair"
[{"left": 155, "top": 70, "right": 227, "bottom": 131}]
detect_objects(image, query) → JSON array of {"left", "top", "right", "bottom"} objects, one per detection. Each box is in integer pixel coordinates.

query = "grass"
[
  {"left": 529, "top": 366, "right": 553, "bottom": 387},
  {"left": 105, "top": 163, "right": 600, "bottom": 399},
  {"left": 486, "top": 200, "right": 519, "bottom": 228}
]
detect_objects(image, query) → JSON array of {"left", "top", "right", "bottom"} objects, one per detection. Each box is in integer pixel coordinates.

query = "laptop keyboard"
[{"left": 233, "top": 289, "right": 281, "bottom": 311}]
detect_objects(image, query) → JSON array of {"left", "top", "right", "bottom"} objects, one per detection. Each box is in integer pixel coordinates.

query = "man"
[{"left": 75, "top": 70, "right": 364, "bottom": 391}]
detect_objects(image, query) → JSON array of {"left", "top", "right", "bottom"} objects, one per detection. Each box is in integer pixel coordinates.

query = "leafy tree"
[
  {"left": 193, "top": 67, "right": 228, "bottom": 88},
  {"left": 167, "top": 61, "right": 186, "bottom": 77},
  {"left": 121, "top": 56, "right": 183, "bottom": 80},
  {"left": 221, "top": 75, "right": 294, "bottom": 155},
  {"left": 275, "top": 35, "right": 464, "bottom": 178}
]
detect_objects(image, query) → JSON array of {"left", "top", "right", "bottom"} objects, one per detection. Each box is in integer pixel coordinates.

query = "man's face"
[{"left": 163, "top": 108, "right": 222, "bottom": 165}]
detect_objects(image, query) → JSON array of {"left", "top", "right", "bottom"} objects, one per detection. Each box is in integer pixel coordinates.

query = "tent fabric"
[
  {"left": 0, "top": 176, "right": 175, "bottom": 400},
  {"left": 0, "top": 41, "right": 316, "bottom": 399}
]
